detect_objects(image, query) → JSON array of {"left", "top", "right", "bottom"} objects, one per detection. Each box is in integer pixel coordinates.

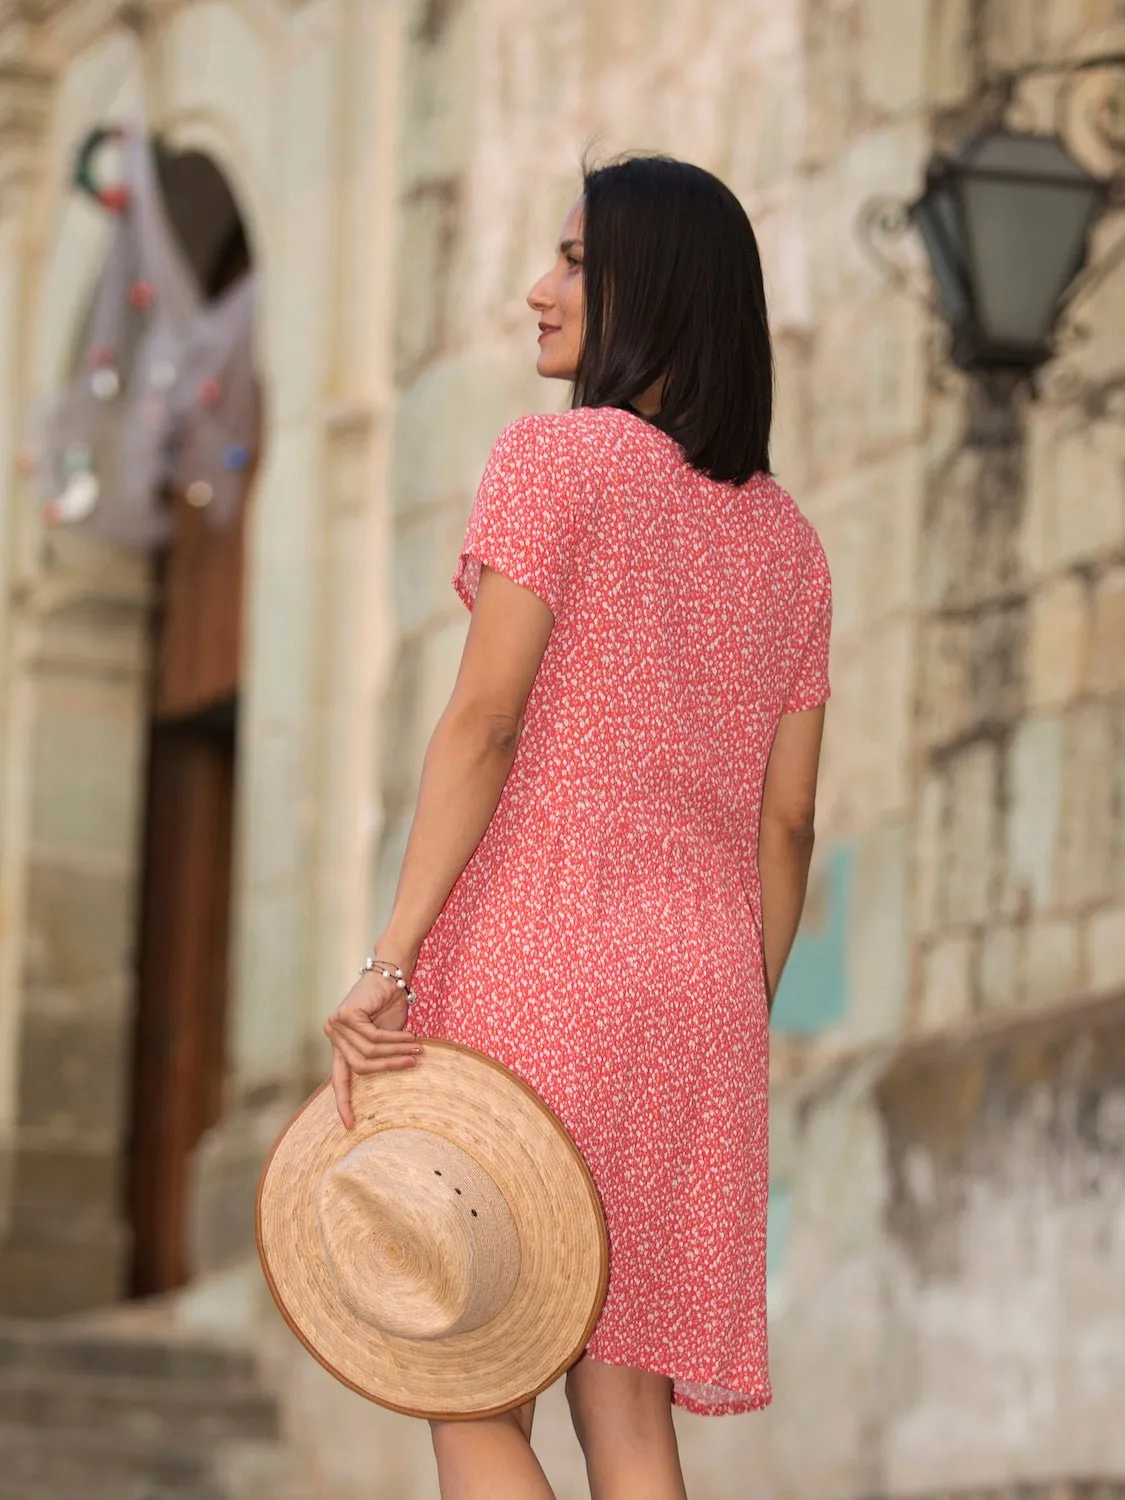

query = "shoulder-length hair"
[{"left": 573, "top": 154, "right": 773, "bottom": 486}]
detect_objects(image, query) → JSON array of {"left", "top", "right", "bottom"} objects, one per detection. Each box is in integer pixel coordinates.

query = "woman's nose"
[{"left": 527, "top": 274, "right": 553, "bottom": 312}]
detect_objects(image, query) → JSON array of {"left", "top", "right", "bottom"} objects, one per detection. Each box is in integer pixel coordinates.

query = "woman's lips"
[{"left": 538, "top": 324, "right": 560, "bottom": 342}]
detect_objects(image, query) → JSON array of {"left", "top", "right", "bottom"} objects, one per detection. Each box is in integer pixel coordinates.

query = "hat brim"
[{"left": 256, "top": 1040, "right": 609, "bottom": 1419}]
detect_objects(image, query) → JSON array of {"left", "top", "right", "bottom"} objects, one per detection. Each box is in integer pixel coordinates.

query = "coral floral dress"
[{"left": 410, "top": 407, "right": 832, "bottom": 1415}]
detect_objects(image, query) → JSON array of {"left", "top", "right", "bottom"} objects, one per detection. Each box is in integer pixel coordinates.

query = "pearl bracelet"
[{"left": 359, "top": 954, "right": 418, "bottom": 1008}]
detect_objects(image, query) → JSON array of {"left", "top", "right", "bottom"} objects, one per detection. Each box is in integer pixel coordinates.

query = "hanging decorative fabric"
[
  {"left": 36, "top": 117, "right": 259, "bottom": 547},
  {"left": 167, "top": 270, "right": 261, "bottom": 530}
]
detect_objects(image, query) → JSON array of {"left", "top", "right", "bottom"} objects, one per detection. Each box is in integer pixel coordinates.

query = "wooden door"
[
  {"left": 129, "top": 716, "right": 235, "bottom": 1294},
  {"left": 128, "top": 493, "right": 246, "bottom": 1296}
]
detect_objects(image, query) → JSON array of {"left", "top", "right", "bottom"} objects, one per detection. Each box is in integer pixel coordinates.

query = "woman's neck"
[{"left": 632, "top": 377, "right": 665, "bottom": 417}]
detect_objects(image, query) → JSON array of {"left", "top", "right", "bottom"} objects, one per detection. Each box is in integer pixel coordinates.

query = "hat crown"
[{"left": 317, "top": 1128, "right": 521, "bottom": 1341}]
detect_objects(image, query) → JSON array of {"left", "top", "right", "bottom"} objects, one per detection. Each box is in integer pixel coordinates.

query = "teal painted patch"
[
  {"left": 771, "top": 842, "right": 853, "bottom": 1035},
  {"left": 766, "top": 1180, "right": 791, "bottom": 1279}
]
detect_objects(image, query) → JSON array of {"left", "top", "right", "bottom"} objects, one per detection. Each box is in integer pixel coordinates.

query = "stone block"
[
  {"left": 1045, "top": 0, "right": 1117, "bottom": 53},
  {"left": 1024, "top": 918, "right": 1083, "bottom": 1010},
  {"left": 845, "top": 819, "right": 909, "bottom": 1042},
  {"left": 751, "top": 186, "right": 810, "bottom": 336},
  {"left": 943, "top": 741, "right": 1000, "bottom": 926},
  {"left": 969, "top": 601, "right": 1026, "bottom": 731},
  {"left": 803, "top": 0, "right": 859, "bottom": 167},
  {"left": 926, "top": 442, "right": 1026, "bottom": 610},
  {"left": 816, "top": 625, "right": 914, "bottom": 830},
  {"left": 857, "top": 621, "right": 914, "bottom": 822},
  {"left": 859, "top": 0, "right": 927, "bottom": 114},
  {"left": 1050, "top": 420, "right": 1125, "bottom": 570},
  {"left": 733, "top": 60, "right": 806, "bottom": 193},
  {"left": 1089, "top": 565, "right": 1125, "bottom": 696},
  {"left": 1069, "top": 212, "right": 1125, "bottom": 385},
  {"left": 23, "top": 859, "right": 134, "bottom": 991},
  {"left": 1027, "top": 572, "right": 1090, "bottom": 710},
  {"left": 34, "top": 595, "right": 150, "bottom": 678},
  {"left": 27, "top": 675, "right": 146, "bottom": 867},
  {"left": 417, "top": 615, "right": 470, "bottom": 741},
  {"left": 772, "top": 333, "right": 810, "bottom": 496},
  {"left": 1089, "top": 907, "right": 1125, "bottom": 993},
  {"left": 165, "top": 0, "right": 273, "bottom": 196},
  {"left": 377, "top": 634, "right": 428, "bottom": 817},
  {"left": 16, "top": 1012, "right": 131, "bottom": 1138},
  {"left": 392, "top": 501, "right": 473, "bottom": 640},
  {"left": 927, "top": 0, "right": 974, "bottom": 106},
  {"left": 864, "top": 292, "right": 927, "bottom": 449},
  {"left": 983, "top": 0, "right": 1043, "bottom": 71},
  {"left": 230, "top": 882, "right": 311, "bottom": 1090},
  {"left": 877, "top": 990, "right": 1125, "bottom": 1487},
  {"left": 916, "top": 615, "right": 974, "bottom": 749},
  {"left": 913, "top": 771, "right": 946, "bottom": 937},
  {"left": 813, "top": 451, "right": 922, "bottom": 638},
  {"left": 394, "top": 176, "right": 463, "bottom": 380},
  {"left": 1003, "top": 714, "right": 1063, "bottom": 917},
  {"left": 189, "top": 1098, "right": 299, "bottom": 1277},
  {"left": 0, "top": 1218, "right": 128, "bottom": 1316},
  {"left": 400, "top": 0, "right": 477, "bottom": 190},
  {"left": 920, "top": 448, "right": 980, "bottom": 610},
  {"left": 8, "top": 1137, "right": 122, "bottom": 1219},
  {"left": 1019, "top": 403, "right": 1060, "bottom": 582},
  {"left": 804, "top": 121, "right": 929, "bottom": 319},
  {"left": 807, "top": 308, "right": 869, "bottom": 484},
  {"left": 1054, "top": 703, "right": 1119, "bottom": 911},
  {"left": 391, "top": 349, "right": 537, "bottom": 518},
  {"left": 978, "top": 923, "right": 1022, "bottom": 1012},
  {"left": 919, "top": 933, "right": 975, "bottom": 1031}
]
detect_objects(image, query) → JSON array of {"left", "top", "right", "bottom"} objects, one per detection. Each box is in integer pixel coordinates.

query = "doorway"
[{"left": 127, "top": 149, "right": 254, "bottom": 1296}]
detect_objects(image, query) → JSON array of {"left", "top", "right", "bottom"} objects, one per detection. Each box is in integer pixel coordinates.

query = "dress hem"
[{"left": 582, "top": 1342, "right": 772, "bottom": 1418}]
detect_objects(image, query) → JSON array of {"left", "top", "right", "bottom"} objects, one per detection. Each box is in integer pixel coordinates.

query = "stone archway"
[{"left": 0, "top": 108, "right": 260, "bottom": 1314}]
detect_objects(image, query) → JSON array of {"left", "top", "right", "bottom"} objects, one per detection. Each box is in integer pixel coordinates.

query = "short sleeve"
[
  {"left": 453, "top": 416, "right": 576, "bottom": 617},
  {"left": 783, "top": 536, "right": 832, "bottom": 714}
]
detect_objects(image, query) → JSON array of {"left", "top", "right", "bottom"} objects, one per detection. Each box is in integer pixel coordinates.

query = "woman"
[{"left": 325, "top": 155, "right": 831, "bottom": 1500}]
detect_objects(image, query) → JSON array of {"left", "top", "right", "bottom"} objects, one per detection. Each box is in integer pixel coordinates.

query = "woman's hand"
[{"left": 324, "top": 972, "right": 422, "bottom": 1129}]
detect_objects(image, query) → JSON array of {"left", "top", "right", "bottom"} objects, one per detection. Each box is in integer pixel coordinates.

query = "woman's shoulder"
[
  {"left": 754, "top": 476, "right": 830, "bottom": 582},
  {"left": 488, "top": 406, "right": 650, "bottom": 470}
]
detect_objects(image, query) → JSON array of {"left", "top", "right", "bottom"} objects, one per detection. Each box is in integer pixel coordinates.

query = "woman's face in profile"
[{"left": 527, "top": 198, "right": 585, "bottom": 382}]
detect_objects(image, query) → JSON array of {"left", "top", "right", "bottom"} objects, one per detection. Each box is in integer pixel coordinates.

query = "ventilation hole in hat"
[
  {"left": 471, "top": 1209, "right": 478, "bottom": 1218},
  {"left": 454, "top": 1188, "right": 462, "bottom": 1195},
  {"left": 433, "top": 1170, "right": 442, "bottom": 1176}
]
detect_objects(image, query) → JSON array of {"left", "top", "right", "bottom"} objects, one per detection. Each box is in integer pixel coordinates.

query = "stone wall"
[{"left": 0, "top": 0, "right": 1120, "bottom": 1496}]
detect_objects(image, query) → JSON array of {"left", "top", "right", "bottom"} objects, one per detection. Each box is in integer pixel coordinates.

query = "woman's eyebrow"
[{"left": 559, "top": 238, "right": 585, "bottom": 254}]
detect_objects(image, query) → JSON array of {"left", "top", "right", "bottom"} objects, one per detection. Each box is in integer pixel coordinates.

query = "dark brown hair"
[{"left": 573, "top": 154, "right": 773, "bottom": 486}]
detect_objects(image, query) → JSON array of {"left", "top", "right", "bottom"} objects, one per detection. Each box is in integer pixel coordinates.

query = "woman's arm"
[
  {"left": 375, "top": 566, "right": 555, "bottom": 968},
  {"left": 326, "top": 565, "right": 555, "bottom": 1124},
  {"left": 757, "top": 705, "right": 825, "bottom": 1010}
]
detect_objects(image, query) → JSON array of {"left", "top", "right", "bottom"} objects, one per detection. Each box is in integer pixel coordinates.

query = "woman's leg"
[
  {"left": 431, "top": 1398, "right": 555, "bottom": 1500},
  {"left": 566, "top": 1358, "right": 688, "bottom": 1500}
]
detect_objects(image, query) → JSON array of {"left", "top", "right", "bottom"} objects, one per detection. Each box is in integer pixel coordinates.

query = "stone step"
[
  {"left": 0, "top": 1485, "right": 228, "bottom": 1500},
  {"left": 0, "top": 1320, "right": 258, "bottom": 1387},
  {"left": 0, "top": 1423, "right": 215, "bottom": 1489},
  {"left": 0, "top": 1366, "right": 279, "bottom": 1443}
]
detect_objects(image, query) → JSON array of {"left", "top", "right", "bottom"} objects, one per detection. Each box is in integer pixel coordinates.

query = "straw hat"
[{"left": 256, "top": 1040, "right": 609, "bottom": 1419}]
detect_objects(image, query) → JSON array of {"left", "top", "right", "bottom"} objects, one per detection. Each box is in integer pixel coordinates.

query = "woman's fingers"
[
  {"left": 332, "top": 1049, "right": 354, "bottom": 1130},
  {"left": 329, "top": 1018, "right": 419, "bottom": 1061},
  {"left": 329, "top": 1028, "right": 422, "bottom": 1077}
]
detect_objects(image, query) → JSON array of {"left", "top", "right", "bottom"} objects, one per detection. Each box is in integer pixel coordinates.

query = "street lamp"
[{"left": 911, "top": 128, "right": 1106, "bottom": 373}]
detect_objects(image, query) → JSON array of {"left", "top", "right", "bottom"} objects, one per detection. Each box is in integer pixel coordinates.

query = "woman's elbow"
[
  {"left": 761, "top": 803, "right": 817, "bottom": 849},
  {"left": 443, "top": 701, "right": 523, "bottom": 757}
]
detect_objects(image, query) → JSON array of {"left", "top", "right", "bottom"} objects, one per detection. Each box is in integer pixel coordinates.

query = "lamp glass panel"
[
  {"left": 912, "top": 186, "right": 971, "bottom": 331},
  {"left": 960, "top": 175, "right": 1102, "bottom": 347}
]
